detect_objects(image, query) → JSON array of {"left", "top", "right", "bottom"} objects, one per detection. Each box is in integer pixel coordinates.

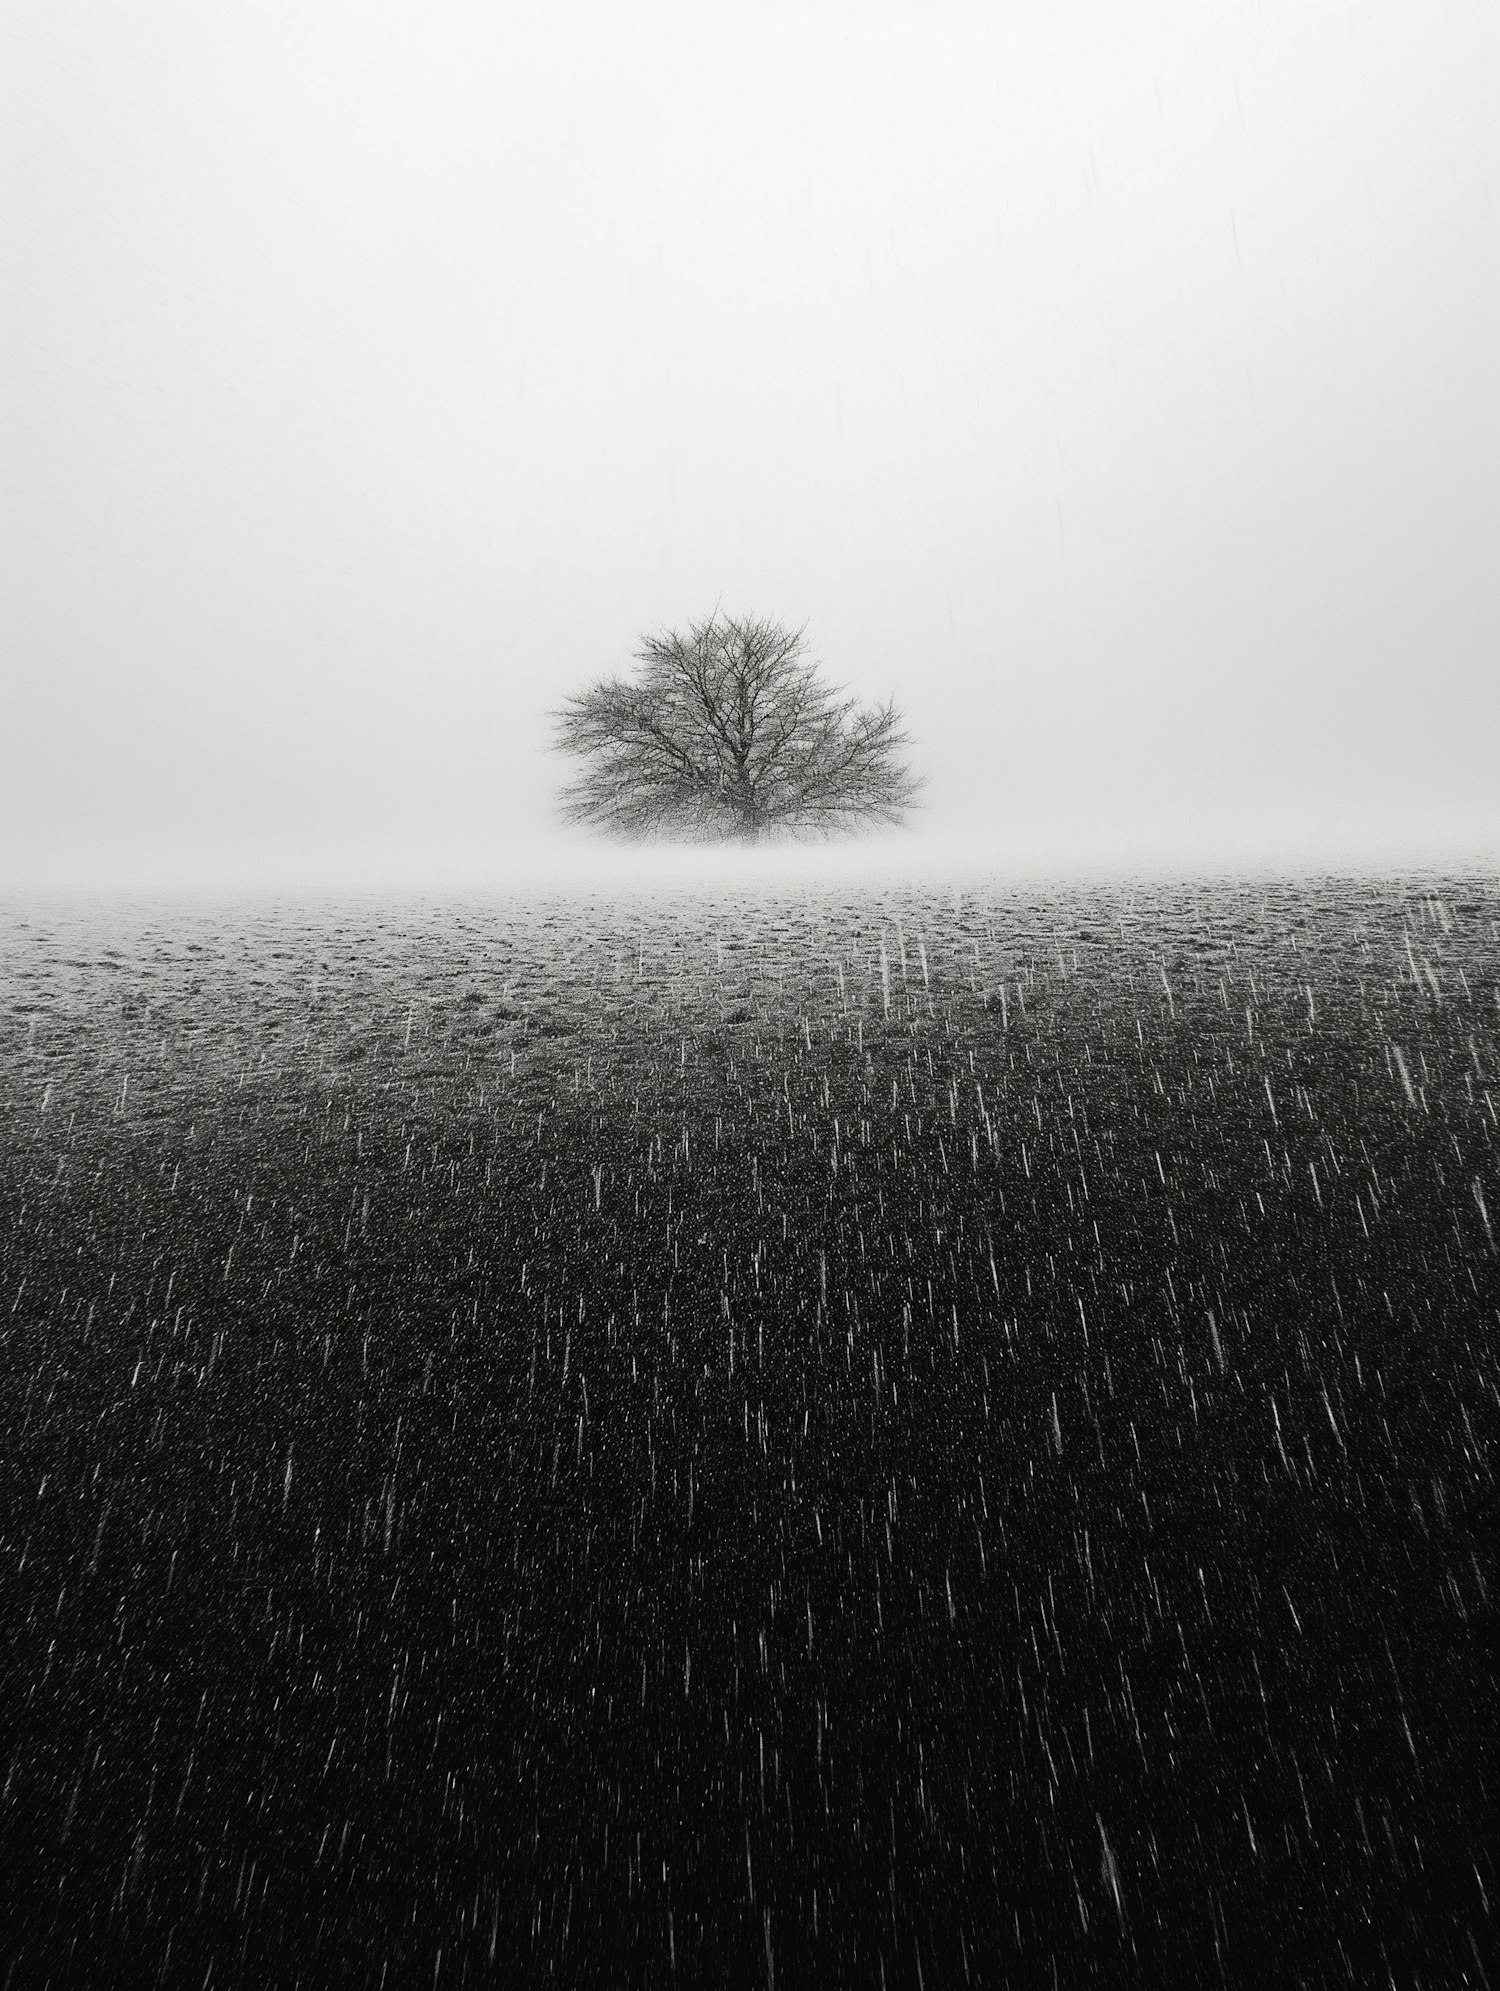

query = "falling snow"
[{"left": 1, "top": 874, "right": 1496, "bottom": 1985}]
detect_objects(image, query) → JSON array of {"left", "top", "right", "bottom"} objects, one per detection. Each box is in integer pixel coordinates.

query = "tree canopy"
[{"left": 549, "top": 613, "right": 923, "bottom": 843}]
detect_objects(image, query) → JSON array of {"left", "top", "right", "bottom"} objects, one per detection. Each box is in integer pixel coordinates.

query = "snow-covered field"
[{"left": 2, "top": 873, "right": 1496, "bottom": 1985}]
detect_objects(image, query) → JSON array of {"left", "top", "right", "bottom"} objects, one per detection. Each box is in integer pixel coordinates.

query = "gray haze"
[{"left": 4, "top": 0, "right": 1497, "bottom": 889}]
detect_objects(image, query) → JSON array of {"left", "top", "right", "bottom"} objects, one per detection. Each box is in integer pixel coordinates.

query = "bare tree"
[{"left": 549, "top": 613, "right": 924, "bottom": 843}]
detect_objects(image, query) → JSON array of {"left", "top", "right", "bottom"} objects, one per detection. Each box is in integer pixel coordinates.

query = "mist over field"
[{"left": 4, "top": 0, "right": 1497, "bottom": 890}]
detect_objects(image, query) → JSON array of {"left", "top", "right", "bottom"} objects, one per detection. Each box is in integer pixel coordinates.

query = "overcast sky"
[{"left": 4, "top": 0, "right": 1496, "bottom": 887}]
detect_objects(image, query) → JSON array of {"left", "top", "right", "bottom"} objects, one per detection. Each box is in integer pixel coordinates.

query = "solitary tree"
[{"left": 549, "top": 612, "right": 923, "bottom": 843}]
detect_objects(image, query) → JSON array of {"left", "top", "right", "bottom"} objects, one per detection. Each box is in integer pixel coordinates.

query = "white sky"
[{"left": 4, "top": 0, "right": 1497, "bottom": 887}]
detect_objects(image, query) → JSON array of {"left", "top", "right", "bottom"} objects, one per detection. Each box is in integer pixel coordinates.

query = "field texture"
[{"left": 1, "top": 876, "right": 1497, "bottom": 1988}]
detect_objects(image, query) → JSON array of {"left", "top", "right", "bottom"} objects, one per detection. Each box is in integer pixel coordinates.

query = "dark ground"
[{"left": 1, "top": 876, "right": 1496, "bottom": 1988}]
